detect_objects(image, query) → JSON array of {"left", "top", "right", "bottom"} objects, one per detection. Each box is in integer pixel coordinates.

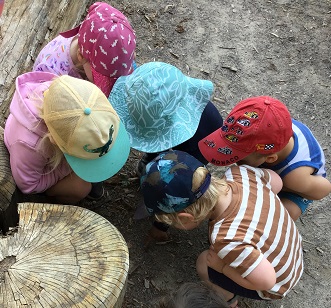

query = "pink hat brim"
[{"left": 60, "top": 25, "right": 81, "bottom": 38}]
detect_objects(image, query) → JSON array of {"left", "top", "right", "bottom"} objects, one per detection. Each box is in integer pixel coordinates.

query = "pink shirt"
[{"left": 4, "top": 72, "right": 71, "bottom": 194}]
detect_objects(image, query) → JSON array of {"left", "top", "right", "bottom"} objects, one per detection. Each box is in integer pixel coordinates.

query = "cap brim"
[
  {"left": 109, "top": 70, "right": 213, "bottom": 153},
  {"left": 64, "top": 121, "right": 130, "bottom": 182},
  {"left": 198, "top": 128, "right": 248, "bottom": 166},
  {"left": 60, "top": 25, "right": 80, "bottom": 38}
]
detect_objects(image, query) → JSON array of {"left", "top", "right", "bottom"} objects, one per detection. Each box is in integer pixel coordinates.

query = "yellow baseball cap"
[{"left": 43, "top": 75, "right": 130, "bottom": 182}]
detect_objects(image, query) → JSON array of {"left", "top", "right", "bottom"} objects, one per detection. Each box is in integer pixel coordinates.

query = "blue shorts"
[
  {"left": 278, "top": 191, "right": 313, "bottom": 213},
  {"left": 208, "top": 267, "right": 262, "bottom": 300}
]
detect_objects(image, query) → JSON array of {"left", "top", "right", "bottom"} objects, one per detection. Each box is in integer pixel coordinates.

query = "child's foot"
[
  {"left": 227, "top": 294, "right": 239, "bottom": 308},
  {"left": 87, "top": 182, "right": 104, "bottom": 201},
  {"left": 144, "top": 225, "right": 171, "bottom": 250}
]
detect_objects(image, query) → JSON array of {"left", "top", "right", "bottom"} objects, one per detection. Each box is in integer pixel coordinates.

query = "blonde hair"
[
  {"left": 154, "top": 167, "right": 229, "bottom": 226},
  {"left": 37, "top": 133, "right": 65, "bottom": 171},
  {"left": 31, "top": 79, "right": 66, "bottom": 172}
]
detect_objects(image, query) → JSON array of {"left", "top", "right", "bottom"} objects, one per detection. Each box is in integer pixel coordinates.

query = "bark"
[
  {"left": 0, "top": 0, "right": 93, "bottom": 126},
  {"left": 0, "top": 126, "right": 18, "bottom": 234}
]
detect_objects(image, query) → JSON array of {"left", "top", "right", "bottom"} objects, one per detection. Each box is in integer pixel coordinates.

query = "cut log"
[
  {"left": 0, "top": 0, "right": 93, "bottom": 126},
  {"left": 0, "top": 202, "right": 129, "bottom": 307}
]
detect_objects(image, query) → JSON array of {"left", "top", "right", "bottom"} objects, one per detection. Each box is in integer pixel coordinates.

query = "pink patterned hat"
[{"left": 61, "top": 2, "right": 136, "bottom": 96}]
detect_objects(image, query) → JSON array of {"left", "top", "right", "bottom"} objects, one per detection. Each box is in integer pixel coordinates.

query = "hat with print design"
[
  {"left": 108, "top": 61, "right": 214, "bottom": 153},
  {"left": 61, "top": 2, "right": 136, "bottom": 97},
  {"left": 198, "top": 96, "right": 293, "bottom": 166},
  {"left": 43, "top": 75, "right": 130, "bottom": 182},
  {"left": 140, "top": 150, "right": 211, "bottom": 215}
]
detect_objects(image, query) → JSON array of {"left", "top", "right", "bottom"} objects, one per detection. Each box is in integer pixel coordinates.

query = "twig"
[
  {"left": 316, "top": 247, "right": 324, "bottom": 254},
  {"left": 164, "top": 4, "right": 174, "bottom": 12},
  {"left": 302, "top": 239, "right": 315, "bottom": 245},
  {"left": 151, "top": 280, "right": 161, "bottom": 291},
  {"left": 213, "top": 97, "right": 224, "bottom": 103},
  {"left": 221, "top": 65, "right": 237, "bottom": 72},
  {"left": 169, "top": 50, "right": 179, "bottom": 59},
  {"left": 270, "top": 32, "right": 280, "bottom": 38},
  {"left": 218, "top": 46, "right": 236, "bottom": 50},
  {"left": 252, "top": 44, "right": 259, "bottom": 53},
  {"left": 144, "top": 14, "right": 152, "bottom": 22}
]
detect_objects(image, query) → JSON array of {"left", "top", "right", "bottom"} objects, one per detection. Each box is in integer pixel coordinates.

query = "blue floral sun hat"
[{"left": 108, "top": 62, "right": 214, "bottom": 153}]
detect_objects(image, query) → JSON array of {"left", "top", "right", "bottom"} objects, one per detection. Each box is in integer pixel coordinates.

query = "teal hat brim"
[
  {"left": 109, "top": 62, "right": 214, "bottom": 153},
  {"left": 64, "top": 121, "right": 130, "bottom": 182}
]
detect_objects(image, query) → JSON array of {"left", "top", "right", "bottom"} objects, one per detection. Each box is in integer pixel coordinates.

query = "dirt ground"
[
  {"left": 72, "top": 1, "right": 331, "bottom": 307},
  {"left": 43, "top": 0, "right": 331, "bottom": 307}
]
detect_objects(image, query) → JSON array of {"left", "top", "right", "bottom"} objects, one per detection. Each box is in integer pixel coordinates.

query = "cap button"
[
  {"left": 264, "top": 99, "right": 271, "bottom": 105},
  {"left": 84, "top": 107, "right": 91, "bottom": 115},
  {"left": 112, "top": 17, "right": 118, "bottom": 23}
]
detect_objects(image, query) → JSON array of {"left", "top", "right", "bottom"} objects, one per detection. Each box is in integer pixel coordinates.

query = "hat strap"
[{"left": 193, "top": 172, "right": 211, "bottom": 200}]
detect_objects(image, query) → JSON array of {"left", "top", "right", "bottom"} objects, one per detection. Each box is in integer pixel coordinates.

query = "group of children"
[{"left": 3, "top": 2, "right": 331, "bottom": 307}]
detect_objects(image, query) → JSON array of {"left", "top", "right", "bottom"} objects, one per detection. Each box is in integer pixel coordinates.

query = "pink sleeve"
[{"left": 9, "top": 141, "right": 71, "bottom": 194}]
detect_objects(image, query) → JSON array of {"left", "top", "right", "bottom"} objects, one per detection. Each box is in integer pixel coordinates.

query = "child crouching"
[{"left": 141, "top": 150, "right": 303, "bottom": 307}]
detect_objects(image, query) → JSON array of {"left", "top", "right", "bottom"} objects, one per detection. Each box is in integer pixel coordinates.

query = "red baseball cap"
[
  {"left": 198, "top": 96, "right": 293, "bottom": 166},
  {"left": 61, "top": 2, "right": 136, "bottom": 97}
]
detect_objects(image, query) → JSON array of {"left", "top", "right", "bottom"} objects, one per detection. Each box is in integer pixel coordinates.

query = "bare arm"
[
  {"left": 263, "top": 169, "right": 283, "bottom": 194},
  {"left": 282, "top": 166, "right": 331, "bottom": 200},
  {"left": 207, "top": 248, "right": 276, "bottom": 290},
  {"left": 223, "top": 258, "right": 276, "bottom": 290}
]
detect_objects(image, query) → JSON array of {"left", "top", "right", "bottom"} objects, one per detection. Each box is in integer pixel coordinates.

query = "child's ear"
[
  {"left": 265, "top": 153, "right": 278, "bottom": 164},
  {"left": 177, "top": 212, "right": 195, "bottom": 223},
  {"left": 49, "top": 135, "right": 56, "bottom": 145},
  {"left": 77, "top": 49, "right": 85, "bottom": 63}
]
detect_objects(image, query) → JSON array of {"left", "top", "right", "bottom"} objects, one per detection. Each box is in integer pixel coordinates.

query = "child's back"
[
  {"left": 210, "top": 164, "right": 303, "bottom": 299},
  {"left": 140, "top": 150, "right": 304, "bottom": 305},
  {"left": 198, "top": 96, "right": 331, "bottom": 220},
  {"left": 33, "top": 2, "right": 136, "bottom": 96}
]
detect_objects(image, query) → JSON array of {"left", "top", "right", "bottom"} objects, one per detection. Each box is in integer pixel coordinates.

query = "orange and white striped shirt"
[{"left": 209, "top": 165, "right": 303, "bottom": 299}]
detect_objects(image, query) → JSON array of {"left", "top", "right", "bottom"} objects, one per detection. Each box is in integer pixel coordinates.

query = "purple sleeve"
[{"left": 33, "top": 36, "right": 76, "bottom": 76}]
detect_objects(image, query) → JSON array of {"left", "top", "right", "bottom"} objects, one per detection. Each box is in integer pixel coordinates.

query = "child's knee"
[
  {"left": 76, "top": 181, "right": 92, "bottom": 199},
  {"left": 281, "top": 197, "right": 310, "bottom": 221},
  {"left": 196, "top": 250, "right": 209, "bottom": 279}
]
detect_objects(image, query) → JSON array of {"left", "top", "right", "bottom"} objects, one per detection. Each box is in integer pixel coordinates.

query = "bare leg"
[
  {"left": 45, "top": 172, "right": 91, "bottom": 204},
  {"left": 196, "top": 250, "right": 237, "bottom": 306},
  {"left": 281, "top": 198, "right": 302, "bottom": 221}
]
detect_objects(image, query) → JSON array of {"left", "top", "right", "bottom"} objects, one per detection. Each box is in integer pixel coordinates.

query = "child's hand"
[
  {"left": 143, "top": 225, "right": 171, "bottom": 251},
  {"left": 207, "top": 246, "right": 226, "bottom": 273}
]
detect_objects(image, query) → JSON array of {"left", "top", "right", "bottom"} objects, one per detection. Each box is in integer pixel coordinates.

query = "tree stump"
[
  {"left": 0, "top": 0, "right": 93, "bottom": 125},
  {"left": 0, "top": 202, "right": 129, "bottom": 307}
]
